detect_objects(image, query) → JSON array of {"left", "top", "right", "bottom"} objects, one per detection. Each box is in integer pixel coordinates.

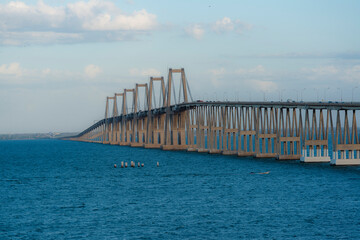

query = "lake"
[{"left": 1, "top": 139, "right": 360, "bottom": 239}]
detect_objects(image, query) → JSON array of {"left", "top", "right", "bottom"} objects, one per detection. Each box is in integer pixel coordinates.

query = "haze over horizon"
[{"left": 0, "top": 0, "right": 359, "bottom": 134}]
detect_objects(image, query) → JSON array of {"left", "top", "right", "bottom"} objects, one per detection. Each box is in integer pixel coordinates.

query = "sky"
[{"left": 0, "top": 0, "right": 359, "bottom": 134}]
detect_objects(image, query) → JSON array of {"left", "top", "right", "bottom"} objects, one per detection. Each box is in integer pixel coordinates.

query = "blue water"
[{"left": 1, "top": 140, "right": 360, "bottom": 239}]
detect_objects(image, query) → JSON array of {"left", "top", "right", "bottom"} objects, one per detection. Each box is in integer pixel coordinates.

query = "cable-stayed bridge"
[{"left": 68, "top": 68, "right": 360, "bottom": 166}]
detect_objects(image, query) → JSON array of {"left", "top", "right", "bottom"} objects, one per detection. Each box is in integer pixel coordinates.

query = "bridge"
[{"left": 68, "top": 68, "right": 360, "bottom": 166}]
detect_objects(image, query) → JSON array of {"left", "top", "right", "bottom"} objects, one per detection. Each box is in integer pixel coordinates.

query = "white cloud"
[
  {"left": 209, "top": 68, "right": 226, "bottom": 87},
  {"left": 301, "top": 65, "right": 342, "bottom": 82},
  {"left": 129, "top": 68, "right": 161, "bottom": 77},
  {"left": 0, "top": 0, "right": 158, "bottom": 45},
  {"left": 236, "top": 65, "right": 266, "bottom": 75},
  {"left": 0, "top": 31, "right": 82, "bottom": 45},
  {"left": 0, "top": 62, "right": 76, "bottom": 84},
  {"left": 213, "top": 17, "right": 234, "bottom": 32},
  {"left": 183, "top": 17, "right": 252, "bottom": 41},
  {"left": 0, "top": 1, "right": 66, "bottom": 30},
  {"left": 210, "top": 68, "right": 226, "bottom": 76},
  {"left": 252, "top": 80, "right": 278, "bottom": 92},
  {"left": 307, "top": 66, "right": 339, "bottom": 75},
  {"left": 82, "top": 9, "right": 156, "bottom": 31},
  {"left": 234, "top": 65, "right": 277, "bottom": 92},
  {"left": 344, "top": 65, "right": 360, "bottom": 82},
  {"left": 42, "top": 68, "right": 51, "bottom": 75},
  {"left": 84, "top": 64, "right": 102, "bottom": 78},
  {"left": 212, "top": 17, "right": 252, "bottom": 34},
  {"left": 185, "top": 24, "right": 204, "bottom": 40},
  {"left": 0, "top": 62, "right": 22, "bottom": 77}
]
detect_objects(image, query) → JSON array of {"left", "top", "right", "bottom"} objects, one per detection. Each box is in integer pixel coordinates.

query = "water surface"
[{"left": 1, "top": 140, "right": 360, "bottom": 239}]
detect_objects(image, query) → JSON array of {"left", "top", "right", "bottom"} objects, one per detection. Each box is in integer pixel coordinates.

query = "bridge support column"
[
  {"left": 300, "top": 109, "right": 330, "bottom": 163},
  {"left": 276, "top": 108, "right": 301, "bottom": 160},
  {"left": 125, "top": 121, "right": 132, "bottom": 145},
  {"left": 187, "top": 109, "right": 197, "bottom": 151},
  {"left": 110, "top": 120, "right": 119, "bottom": 145},
  {"left": 208, "top": 106, "right": 221, "bottom": 154},
  {"left": 331, "top": 145, "right": 360, "bottom": 165},
  {"left": 119, "top": 119, "right": 129, "bottom": 146},
  {"left": 237, "top": 107, "right": 256, "bottom": 157},
  {"left": 331, "top": 110, "right": 360, "bottom": 165},
  {"left": 222, "top": 107, "right": 237, "bottom": 155},
  {"left": 197, "top": 106, "right": 209, "bottom": 153},
  {"left": 145, "top": 114, "right": 165, "bottom": 148},
  {"left": 301, "top": 141, "right": 330, "bottom": 163},
  {"left": 131, "top": 118, "right": 146, "bottom": 147},
  {"left": 254, "top": 107, "right": 277, "bottom": 158},
  {"left": 238, "top": 131, "right": 256, "bottom": 156},
  {"left": 103, "top": 121, "right": 111, "bottom": 144},
  {"left": 163, "top": 112, "right": 188, "bottom": 151}
]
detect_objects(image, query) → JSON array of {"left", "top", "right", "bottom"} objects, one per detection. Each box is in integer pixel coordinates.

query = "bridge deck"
[{"left": 73, "top": 101, "right": 360, "bottom": 138}]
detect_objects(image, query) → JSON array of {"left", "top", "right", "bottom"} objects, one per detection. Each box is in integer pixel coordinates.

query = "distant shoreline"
[{"left": 0, "top": 132, "right": 78, "bottom": 141}]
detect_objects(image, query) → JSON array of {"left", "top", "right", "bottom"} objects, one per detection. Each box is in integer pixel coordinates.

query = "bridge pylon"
[
  {"left": 121, "top": 88, "right": 135, "bottom": 146},
  {"left": 131, "top": 83, "right": 149, "bottom": 147},
  {"left": 144, "top": 76, "right": 166, "bottom": 149},
  {"left": 163, "top": 68, "right": 192, "bottom": 150},
  {"left": 104, "top": 96, "right": 115, "bottom": 144}
]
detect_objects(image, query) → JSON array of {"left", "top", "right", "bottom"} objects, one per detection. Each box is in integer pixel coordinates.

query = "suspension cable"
[
  {"left": 172, "top": 73, "right": 177, "bottom": 105},
  {"left": 178, "top": 77, "right": 182, "bottom": 104},
  {"left": 186, "top": 75, "right": 193, "bottom": 102},
  {"left": 153, "top": 84, "right": 157, "bottom": 109},
  {"left": 165, "top": 80, "right": 169, "bottom": 106}
]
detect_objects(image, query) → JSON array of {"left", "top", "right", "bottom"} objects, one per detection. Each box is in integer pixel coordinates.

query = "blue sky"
[{"left": 0, "top": 0, "right": 359, "bottom": 133}]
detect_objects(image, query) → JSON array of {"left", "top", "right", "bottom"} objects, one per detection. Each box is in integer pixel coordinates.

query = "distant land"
[{"left": 0, "top": 132, "right": 78, "bottom": 140}]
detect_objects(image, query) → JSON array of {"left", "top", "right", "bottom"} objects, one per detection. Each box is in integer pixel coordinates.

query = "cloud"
[
  {"left": 209, "top": 67, "right": 226, "bottom": 87},
  {"left": 84, "top": 64, "right": 102, "bottom": 78},
  {"left": 129, "top": 68, "right": 161, "bottom": 77},
  {"left": 344, "top": 65, "right": 360, "bottom": 82},
  {"left": 304, "top": 66, "right": 339, "bottom": 75},
  {"left": 0, "top": 31, "right": 82, "bottom": 45},
  {"left": 246, "top": 51, "right": 360, "bottom": 60},
  {"left": 42, "top": 68, "right": 51, "bottom": 75},
  {"left": 210, "top": 67, "right": 226, "bottom": 76},
  {"left": 236, "top": 65, "right": 266, "bottom": 75},
  {"left": 81, "top": 9, "right": 156, "bottom": 31},
  {"left": 184, "top": 24, "right": 204, "bottom": 40},
  {"left": 206, "top": 65, "right": 278, "bottom": 94},
  {"left": 0, "top": 0, "right": 158, "bottom": 45},
  {"left": 290, "top": 64, "right": 360, "bottom": 86},
  {"left": 0, "top": 62, "right": 22, "bottom": 77},
  {"left": 301, "top": 65, "right": 341, "bottom": 82},
  {"left": 213, "top": 17, "right": 233, "bottom": 33},
  {"left": 0, "top": 1, "right": 66, "bottom": 30},
  {"left": 234, "top": 65, "right": 277, "bottom": 92},
  {"left": 0, "top": 62, "right": 78, "bottom": 85},
  {"left": 252, "top": 80, "right": 278, "bottom": 92},
  {"left": 184, "top": 17, "right": 252, "bottom": 40},
  {"left": 212, "top": 17, "right": 252, "bottom": 34}
]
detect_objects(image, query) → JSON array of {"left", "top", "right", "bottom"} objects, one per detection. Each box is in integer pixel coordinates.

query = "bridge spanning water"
[{"left": 70, "top": 68, "right": 360, "bottom": 166}]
